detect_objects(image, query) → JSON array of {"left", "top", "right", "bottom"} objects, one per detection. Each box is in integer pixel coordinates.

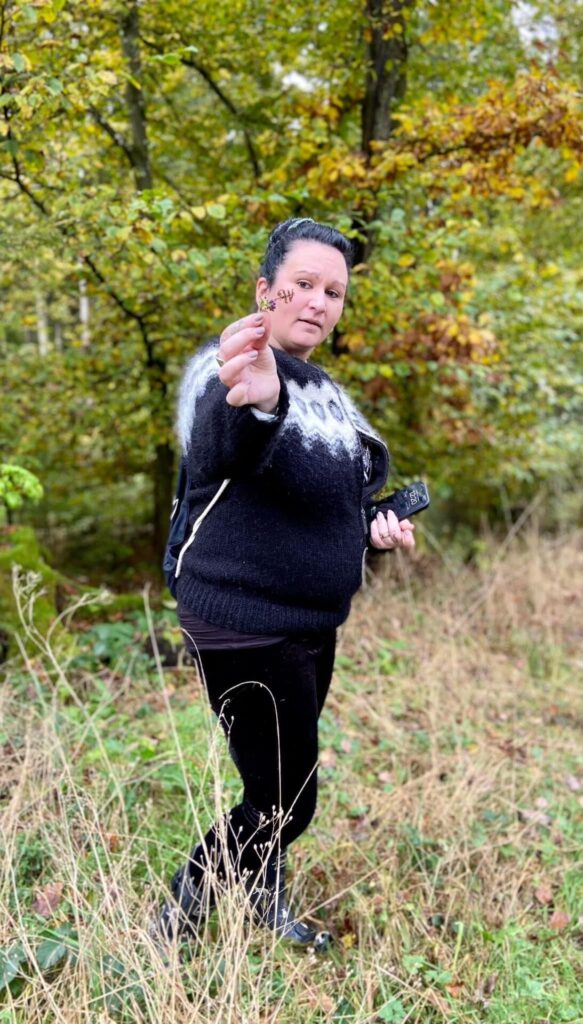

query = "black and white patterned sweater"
[{"left": 174, "top": 338, "right": 390, "bottom": 634}]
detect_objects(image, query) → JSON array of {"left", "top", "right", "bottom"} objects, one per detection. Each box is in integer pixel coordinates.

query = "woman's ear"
[{"left": 255, "top": 277, "right": 269, "bottom": 307}]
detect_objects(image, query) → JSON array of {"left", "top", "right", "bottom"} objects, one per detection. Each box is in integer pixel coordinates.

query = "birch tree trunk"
[
  {"left": 36, "top": 293, "right": 49, "bottom": 356},
  {"left": 79, "top": 278, "right": 90, "bottom": 348}
]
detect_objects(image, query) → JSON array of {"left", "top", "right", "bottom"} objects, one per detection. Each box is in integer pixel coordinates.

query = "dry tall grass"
[{"left": 1, "top": 526, "right": 581, "bottom": 1023}]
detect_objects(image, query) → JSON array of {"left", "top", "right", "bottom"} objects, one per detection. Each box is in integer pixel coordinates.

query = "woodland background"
[
  {"left": 1, "top": 4, "right": 582, "bottom": 1021},
  {"left": 0, "top": 0, "right": 582, "bottom": 593}
]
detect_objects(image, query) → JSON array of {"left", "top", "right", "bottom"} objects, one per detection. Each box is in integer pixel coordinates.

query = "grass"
[{"left": 0, "top": 527, "right": 582, "bottom": 1023}]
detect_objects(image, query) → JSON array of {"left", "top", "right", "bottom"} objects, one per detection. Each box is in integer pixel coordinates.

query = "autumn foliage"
[{"left": 0, "top": 0, "right": 582, "bottom": 574}]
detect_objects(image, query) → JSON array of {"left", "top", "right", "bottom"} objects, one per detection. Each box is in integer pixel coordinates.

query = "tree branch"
[
  {"left": 139, "top": 32, "right": 262, "bottom": 180},
  {"left": 180, "top": 56, "right": 261, "bottom": 179},
  {"left": 89, "top": 105, "right": 134, "bottom": 165},
  {"left": 5, "top": 120, "right": 158, "bottom": 367}
]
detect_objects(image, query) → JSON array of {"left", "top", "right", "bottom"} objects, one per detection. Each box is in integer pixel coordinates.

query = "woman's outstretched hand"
[
  {"left": 370, "top": 509, "right": 416, "bottom": 551},
  {"left": 217, "top": 312, "right": 281, "bottom": 413}
]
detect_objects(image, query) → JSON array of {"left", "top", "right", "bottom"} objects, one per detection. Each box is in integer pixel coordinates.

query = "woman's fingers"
[
  {"left": 220, "top": 311, "right": 263, "bottom": 343},
  {"left": 218, "top": 348, "right": 258, "bottom": 387},
  {"left": 373, "top": 514, "right": 396, "bottom": 548},
  {"left": 219, "top": 313, "right": 272, "bottom": 362},
  {"left": 385, "top": 509, "right": 402, "bottom": 543},
  {"left": 371, "top": 510, "right": 416, "bottom": 550},
  {"left": 218, "top": 324, "right": 266, "bottom": 363},
  {"left": 225, "top": 380, "right": 251, "bottom": 407},
  {"left": 370, "top": 518, "right": 395, "bottom": 549}
]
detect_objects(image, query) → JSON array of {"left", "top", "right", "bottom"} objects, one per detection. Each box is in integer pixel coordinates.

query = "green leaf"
[
  {"left": 12, "top": 54, "right": 27, "bottom": 72},
  {"left": 206, "top": 203, "right": 227, "bottom": 220},
  {"left": 0, "top": 945, "right": 27, "bottom": 992},
  {"left": 35, "top": 937, "right": 68, "bottom": 973},
  {"left": 46, "top": 78, "right": 63, "bottom": 95},
  {"left": 378, "top": 1000, "right": 406, "bottom": 1023}
]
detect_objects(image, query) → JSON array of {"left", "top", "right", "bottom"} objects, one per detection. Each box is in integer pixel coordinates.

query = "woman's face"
[{"left": 256, "top": 239, "right": 348, "bottom": 361}]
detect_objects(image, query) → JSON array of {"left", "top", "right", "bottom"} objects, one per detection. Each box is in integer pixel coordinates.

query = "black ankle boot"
[
  {"left": 245, "top": 850, "right": 331, "bottom": 951},
  {"left": 153, "top": 863, "right": 215, "bottom": 945}
]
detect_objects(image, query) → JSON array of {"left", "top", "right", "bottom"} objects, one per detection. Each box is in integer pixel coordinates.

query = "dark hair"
[{"left": 259, "top": 217, "right": 354, "bottom": 286}]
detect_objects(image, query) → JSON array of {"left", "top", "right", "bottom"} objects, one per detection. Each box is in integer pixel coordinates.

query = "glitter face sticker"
[{"left": 258, "top": 297, "right": 277, "bottom": 312}]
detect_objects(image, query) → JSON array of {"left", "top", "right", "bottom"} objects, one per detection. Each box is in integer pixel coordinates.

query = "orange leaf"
[
  {"left": 534, "top": 882, "right": 553, "bottom": 905},
  {"left": 445, "top": 983, "right": 464, "bottom": 998},
  {"left": 549, "top": 909, "right": 571, "bottom": 931}
]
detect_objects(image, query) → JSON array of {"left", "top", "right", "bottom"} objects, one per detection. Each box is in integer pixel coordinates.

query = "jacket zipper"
[{"left": 175, "top": 477, "right": 231, "bottom": 580}]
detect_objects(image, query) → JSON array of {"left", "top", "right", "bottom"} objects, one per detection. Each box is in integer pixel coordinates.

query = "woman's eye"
[{"left": 297, "top": 280, "right": 340, "bottom": 298}]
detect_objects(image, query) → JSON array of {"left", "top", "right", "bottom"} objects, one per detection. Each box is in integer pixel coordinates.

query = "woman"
[{"left": 157, "top": 217, "right": 415, "bottom": 949}]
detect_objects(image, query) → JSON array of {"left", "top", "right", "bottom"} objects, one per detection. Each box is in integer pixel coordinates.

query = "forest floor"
[{"left": 1, "top": 528, "right": 582, "bottom": 1023}]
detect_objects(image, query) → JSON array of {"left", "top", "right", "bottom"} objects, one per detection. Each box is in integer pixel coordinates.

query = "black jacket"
[{"left": 174, "top": 340, "right": 389, "bottom": 634}]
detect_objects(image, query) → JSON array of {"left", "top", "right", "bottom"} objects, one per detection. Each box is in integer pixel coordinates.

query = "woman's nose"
[{"left": 308, "top": 291, "right": 326, "bottom": 311}]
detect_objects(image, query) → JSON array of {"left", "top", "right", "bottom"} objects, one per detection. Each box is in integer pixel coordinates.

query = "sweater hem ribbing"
[{"left": 175, "top": 576, "right": 350, "bottom": 635}]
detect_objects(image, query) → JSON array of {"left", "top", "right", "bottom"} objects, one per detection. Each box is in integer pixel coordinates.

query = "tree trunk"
[
  {"left": 120, "top": 1, "right": 153, "bottom": 192},
  {"left": 361, "top": 0, "right": 410, "bottom": 158},
  {"left": 333, "top": 0, "right": 412, "bottom": 356},
  {"left": 153, "top": 440, "right": 175, "bottom": 568},
  {"left": 79, "top": 277, "right": 90, "bottom": 348},
  {"left": 120, "top": 0, "right": 173, "bottom": 575},
  {"left": 36, "top": 293, "right": 49, "bottom": 355}
]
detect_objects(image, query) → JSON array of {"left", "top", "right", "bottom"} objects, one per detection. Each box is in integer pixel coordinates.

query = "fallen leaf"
[
  {"left": 378, "top": 770, "right": 392, "bottom": 783},
  {"left": 445, "top": 982, "right": 464, "bottom": 998},
  {"left": 565, "top": 774, "right": 581, "bottom": 792},
  {"left": 535, "top": 796, "right": 549, "bottom": 809},
  {"left": 534, "top": 882, "right": 553, "bottom": 905},
  {"left": 340, "top": 933, "right": 356, "bottom": 949},
  {"left": 104, "top": 832, "right": 120, "bottom": 852},
  {"left": 340, "top": 738, "right": 352, "bottom": 754},
  {"left": 549, "top": 909, "right": 570, "bottom": 931},
  {"left": 32, "top": 881, "right": 64, "bottom": 919}
]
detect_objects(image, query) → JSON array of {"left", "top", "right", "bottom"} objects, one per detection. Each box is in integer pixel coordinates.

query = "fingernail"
[
  {"left": 249, "top": 349, "right": 258, "bottom": 359},
  {"left": 253, "top": 313, "right": 263, "bottom": 323},
  {"left": 254, "top": 326, "right": 265, "bottom": 336}
]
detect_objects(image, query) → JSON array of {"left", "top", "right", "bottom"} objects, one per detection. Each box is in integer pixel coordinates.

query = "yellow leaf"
[
  {"left": 192, "top": 206, "right": 206, "bottom": 220},
  {"left": 564, "top": 164, "right": 580, "bottom": 183},
  {"left": 398, "top": 253, "right": 415, "bottom": 267},
  {"left": 341, "top": 933, "right": 356, "bottom": 949}
]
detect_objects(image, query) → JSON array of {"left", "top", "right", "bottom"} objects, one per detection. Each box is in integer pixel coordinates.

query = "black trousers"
[{"left": 180, "top": 630, "right": 336, "bottom": 889}]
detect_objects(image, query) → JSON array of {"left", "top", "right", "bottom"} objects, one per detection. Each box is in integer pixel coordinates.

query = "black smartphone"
[{"left": 368, "top": 481, "right": 430, "bottom": 523}]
